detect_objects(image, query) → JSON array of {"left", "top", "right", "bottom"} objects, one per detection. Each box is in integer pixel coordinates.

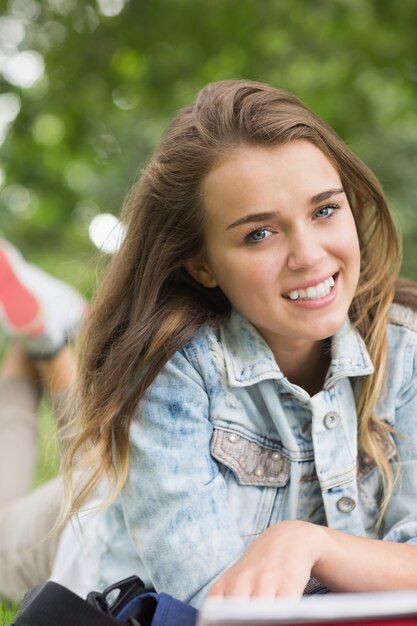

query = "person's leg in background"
[
  {"left": 0, "top": 240, "right": 86, "bottom": 600},
  {"left": 0, "top": 239, "right": 86, "bottom": 500},
  {"left": 0, "top": 344, "right": 78, "bottom": 601},
  {"left": 0, "top": 343, "right": 41, "bottom": 505}
]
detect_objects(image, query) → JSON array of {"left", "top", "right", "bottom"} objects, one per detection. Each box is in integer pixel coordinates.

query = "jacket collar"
[{"left": 220, "top": 310, "right": 374, "bottom": 388}]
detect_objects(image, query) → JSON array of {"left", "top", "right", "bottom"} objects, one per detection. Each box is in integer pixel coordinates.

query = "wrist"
[
  {"left": 270, "top": 520, "right": 328, "bottom": 572},
  {"left": 311, "top": 524, "right": 332, "bottom": 580}
]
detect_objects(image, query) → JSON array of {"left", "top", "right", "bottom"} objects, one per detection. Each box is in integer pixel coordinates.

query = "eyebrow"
[
  {"left": 309, "top": 187, "right": 345, "bottom": 205},
  {"left": 226, "top": 211, "right": 278, "bottom": 230},
  {"left": 226, "top": 187, "right": 345, "bottom": 230}
]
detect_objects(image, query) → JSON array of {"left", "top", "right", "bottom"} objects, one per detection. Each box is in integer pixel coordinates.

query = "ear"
[{"left": 184, "top": 254, "right": 218, "bottom": 288}]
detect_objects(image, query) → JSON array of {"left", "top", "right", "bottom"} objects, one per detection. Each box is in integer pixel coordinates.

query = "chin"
[{"left": 310, "top": 318, "right": 347, "bottom": 341}]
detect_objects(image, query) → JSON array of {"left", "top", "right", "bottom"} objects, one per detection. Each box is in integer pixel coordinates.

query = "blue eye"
[
  {"left": 315, "top": 204, "right": 338, "bottom": 219},
  {"left": 245, "top": 227, "right": 273, "bottom": 243}
]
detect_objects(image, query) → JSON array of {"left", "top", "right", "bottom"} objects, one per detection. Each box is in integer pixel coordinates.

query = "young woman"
[
  {"left": 2, "top": 79, "right": 417, "bottom": 605},
  {"left": 57, "top": 79, "right": 417, "bottom": 605}
]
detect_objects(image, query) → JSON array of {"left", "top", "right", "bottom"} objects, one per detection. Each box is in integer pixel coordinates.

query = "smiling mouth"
[{"left": 283, "top": 274, "right": 337, "bottom": 301}]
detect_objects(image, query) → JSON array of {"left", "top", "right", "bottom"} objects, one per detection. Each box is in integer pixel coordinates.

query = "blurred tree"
[{"left": 0, "top": 0, "right": 417, "bottom": 276}]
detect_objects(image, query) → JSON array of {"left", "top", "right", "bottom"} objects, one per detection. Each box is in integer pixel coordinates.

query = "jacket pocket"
[{"left": 211, "top": 428, "right": 290, "bottom": 487}]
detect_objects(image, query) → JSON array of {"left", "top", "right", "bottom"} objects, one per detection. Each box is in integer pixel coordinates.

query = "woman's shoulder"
[
  {"left": 384, "top": 281, "right": 417, "bottom": 390},
  {"left": 389, "top": 303, "right": 417, "bottom": 335},
  {"left": 389, "top": 278, "right": 417, "bottom": 336},
  {"left": 181, "top": 320, "right": 221, "bottom": 353},
  {"left": 176, "top": 319, "right": 225, "bottom": 376}
]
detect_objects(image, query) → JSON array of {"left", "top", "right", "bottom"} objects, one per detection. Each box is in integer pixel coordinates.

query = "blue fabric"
[{"left": 116, "top": 591, "right": 198, "bottom": 626}]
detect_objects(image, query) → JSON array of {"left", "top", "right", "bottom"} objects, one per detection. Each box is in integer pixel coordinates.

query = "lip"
[{"left": 282, "top": 272, "right": 337, "bottom": 295}]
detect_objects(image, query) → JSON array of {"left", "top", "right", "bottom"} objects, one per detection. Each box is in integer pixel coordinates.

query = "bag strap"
[{"left": 12, "top": 581, "right": 128, "bottom": 626}]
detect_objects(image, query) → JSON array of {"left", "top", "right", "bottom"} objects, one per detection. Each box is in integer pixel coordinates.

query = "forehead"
[{"left": 201, "top": 140, "right": 342, "bottom": 216}]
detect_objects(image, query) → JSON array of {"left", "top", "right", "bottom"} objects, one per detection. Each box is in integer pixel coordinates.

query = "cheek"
[
  {"left": 210, "top": 250, "right": 275, "bottom": 294},
  {"left": 337, "top": 217, "right": 360, "bottom": 267},
  {"left": 349, "top": 231, "right": 361, "bottom": 272}
]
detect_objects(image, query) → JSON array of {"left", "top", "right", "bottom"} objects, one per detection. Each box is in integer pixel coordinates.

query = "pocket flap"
[{"left": 211, "top": 429, "right": 290, "bottom": 487}]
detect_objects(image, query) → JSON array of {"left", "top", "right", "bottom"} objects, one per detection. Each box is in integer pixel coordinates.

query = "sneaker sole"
[{"left": 0, "top": 248, "right": 45, "bottom": 336}]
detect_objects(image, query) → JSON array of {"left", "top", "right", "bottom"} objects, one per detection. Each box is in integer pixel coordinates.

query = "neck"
[{"left": 271, "top": 338, "right": 331, "bottom": 396}]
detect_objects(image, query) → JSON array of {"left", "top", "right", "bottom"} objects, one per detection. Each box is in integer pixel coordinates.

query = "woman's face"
[{"left": 188, "top": 140, "right": 361, "bottom": 355}]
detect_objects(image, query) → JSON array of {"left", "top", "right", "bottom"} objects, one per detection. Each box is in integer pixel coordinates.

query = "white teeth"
[
  {"left": 316, "top": 281, "right": 326, "bottom": 296},
  {"left": 285, "top": 276, "right": 335, "bottom": 301}
]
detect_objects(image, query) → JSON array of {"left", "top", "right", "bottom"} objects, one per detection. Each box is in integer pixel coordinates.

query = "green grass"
[
  {"left": 0, "top": 603, "right": 17, "bottom": 626},
  {"left": 0, "top": 400, "right": 59, "bottom": 624}
]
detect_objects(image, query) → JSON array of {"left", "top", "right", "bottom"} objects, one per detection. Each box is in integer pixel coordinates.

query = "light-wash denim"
[{"left": 56, "top": 304, "right": 417, "bottom": 606}]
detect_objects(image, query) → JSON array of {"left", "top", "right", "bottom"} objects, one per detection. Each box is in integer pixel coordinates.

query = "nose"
[{"left": 286, "top": 228, "right": 325, "bottom": 272}]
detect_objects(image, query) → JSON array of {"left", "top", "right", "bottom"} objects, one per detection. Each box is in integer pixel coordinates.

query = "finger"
[
  {"left": 277, "top": 572, "right": 308, "bottom": 598},
  {"left": 209, "top": 568, "right": 254, "bottom": 598},
  {"left": 250, "top": 570, "right": 281, "bottom": 598}
]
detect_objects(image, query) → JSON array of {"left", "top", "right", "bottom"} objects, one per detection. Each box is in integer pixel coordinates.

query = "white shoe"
[{"left": 0, "top": 240, "right": 87, "bottom": 358}]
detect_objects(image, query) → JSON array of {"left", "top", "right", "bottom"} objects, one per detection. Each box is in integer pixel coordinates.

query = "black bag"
[{"left": 11, "top": 575, "right": 198, "bottom": 626}]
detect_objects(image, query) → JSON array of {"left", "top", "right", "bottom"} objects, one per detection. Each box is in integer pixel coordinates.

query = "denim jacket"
[{"left": 82, "top": 303, "right": 417, "bottom": 607}]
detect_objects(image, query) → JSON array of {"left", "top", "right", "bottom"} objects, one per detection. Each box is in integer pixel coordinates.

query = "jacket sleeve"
[
  {"left": 120, "top": 345, "right": 245, "bottom": 607},
  {"left": 381, "top": 328, "right": 417, "bottom": 545}
]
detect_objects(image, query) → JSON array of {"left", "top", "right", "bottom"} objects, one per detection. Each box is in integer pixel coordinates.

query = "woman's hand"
[
  {"left": 208, "top": 521, "right": 417, "bottom": 599},
  {"left": 208, "top": 520, "right": 326, "bottom": 599}
]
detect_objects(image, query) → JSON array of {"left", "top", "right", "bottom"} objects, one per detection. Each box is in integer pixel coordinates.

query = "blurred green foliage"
[
  {"left": 0, "top": 602, "right": 17, "bottom": 625},
  {"left": 1, "top": 0, "right": 417, "bottom": 279}
]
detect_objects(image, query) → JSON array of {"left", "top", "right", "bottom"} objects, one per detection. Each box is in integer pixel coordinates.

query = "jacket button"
[
  {"left": 254, "top": 467, "right": 264, "bottom": 477},
  {"left": 337, "top": 496, "right": 356, "bottom": 513},
  {"left": 271, "top": 451, "right": 282, "bottom": 461},
  {"left": 228, "top": 433, "right": 238, "bottom": 443},
  {"left": 323, "top": 412, "right": 340, "bottom": 429}
]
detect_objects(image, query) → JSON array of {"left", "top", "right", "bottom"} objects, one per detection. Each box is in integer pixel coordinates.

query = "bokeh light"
[
  {"left": 96, "top": 0, "right": 129, "bottom": 18},
  {"left": 88, "top": 213, "right": 125, "bottom": 253},
  {"left": 1, "top": 50, "right": 44, "bottom": 88}
]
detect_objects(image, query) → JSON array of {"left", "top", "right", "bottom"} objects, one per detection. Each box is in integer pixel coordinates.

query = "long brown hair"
[{"left": 63, "top": 80, "right": 401, "bottom": 520}]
